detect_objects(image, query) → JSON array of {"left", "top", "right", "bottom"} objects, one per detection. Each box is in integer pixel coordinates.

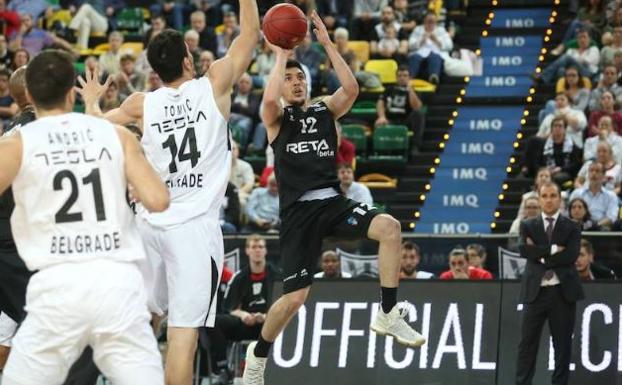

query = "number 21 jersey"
[
  {"left": 141, "top": 77, "right": 231, "bottom": 227},
  {"left": 10, "top": 113, "right": 146, "bottom": 271}
]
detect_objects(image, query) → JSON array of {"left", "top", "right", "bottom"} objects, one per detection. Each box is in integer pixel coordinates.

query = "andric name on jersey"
[
  {"left": 37, "top": 128, "right": 113, "bottom": 165},
  {"left": 165, "top": 173, "right": 204, "bottom": 188},
  {"left": 50, "top": 231, "right": 121, "bottom": 254}
]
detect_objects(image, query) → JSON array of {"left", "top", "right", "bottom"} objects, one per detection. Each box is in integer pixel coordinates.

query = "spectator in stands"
[
  {"left": 253, "top": 38, "right": 276, "bottom": 87},
  {"left": 375, "top": 65, "right": 424, "bottom": 152},
  {"left": 0, "top": 0, "right": 20, "bottom": 38},
  {"left": 230, "top": 140, "right": 255, "bottom": 206},
  {"left": 338, "top": 163, "right": 373, "bottom": 206},
  {"left": 370, "top": 6, "right": 408, "bottom": 61},
  {"left": 69, "top": 1, "right": 118, "bottom": 51},
  {"left": 315, "top": 0, "right": 352, "bottom": 31},
  {"left": 190, "top": 10, "right": 217, "bottom": 53},
  {"left": 208, "top": 234, "right": 281, "bottom": 382},
  {"left": 199, "top": 50, "right": 215, "bottom": 76},
  {"left": 576, "top": 238, "right": 617, "bottom": 281},
  {"left": 577, "top": 141, "right": 622, "bottom": 193},
  {"left": 539, "top": 116, "right": 583, "bottom": 187},
  {"left": 336, "top": 122, "right": 356, "bottom": 166},
  {"left": 538, "top": 66, "right": 590, "bottom": 124},
  {"left": 400, "top": 241, "right": 434, "bottom": 279},
  {"left": 466, "top": 243, "right": 491, "bottom": 273},
  {"left": 407, "top": 12, "right": 453, "bottom": 85},
  {"left": 392, "top": 0, "right": 417, "bottom": 34},
  {"left": 517, "top": 167, "right": 551, "bottom": 219},
  {"left": 439, "top": 247, "right": 493, "bottom": 280},
  {"left": 149, "top": 0, "right": 190, "bottom": 30},
  {"left": 569, "top": 162, "right": 619, "bottom": 230},
  {"left": 9, "top": 48, "right": 28, "bottom": 71},
  {"left": 537, "top": 93, "right": 587, "bottom": 148},
  {"left": 588, "top": 65, "right": 622, "bottom": 111},
  {"left": 556, "top": 0, "right": 605, "bottom": 47},
  {"left": 245, "top": 173, "right": 280, "bottom": 232},
  {"left": 587, "top": 91, "right": 622, "bottom": 136},
  {"left": 99, "top": 78, "right": 121, "bottom": 113},
  {"left": 601, "top": 26, "right": 622, "bottom": 68},
  {"left": 145, "top": 69, "right": 163, "bottom": 91},
  {"left": 231, "top": 72, "right": 261, "bottom": 151},
  {"left": 0, "top": 35, "right": 11, "bottom": 71},
  {"left": 195, "top": 0, "right": 224, "bottom": 26},
  {"left": 583, "top": 116, "right": 622, "bottom": 164},
  {"left": 568, "top": 197, "right": 600, "bottom": 231},
  {"left": 539, "top": 29, "right": 599, "bottom": 85},
  {"left": 325, "top": 28, "right": 359, "bottom": 93},
  {"left": 144, "top": 14, "right": 167, "bottom": 48},
  {"left": 314, "top": 250, "right": 352, "bottom": 278},
  {"left": 295, "top": 31, "right": 323, "bottom": 89},
  {"left": 116, "top": 54, "right": 145, "bottom": 100},
  {"left": 99, "top": 32, "right": 124, "bottom": 77},
  {"left": 333, "top": 27, "right": 356, "bottom": 59},
  {"left": 216, "top": 11, "right": 240, "bottom": 58},
  {"left": 0, "top": 69, "right": 16, "bottom": 127},
  {"left": 9, "top": 12, "right": 74, "bottom": 56},
  {"left": 350, "top": 0, "right": 388, "bottom": 41},
  {"left": 184, "top": 29, "right": 203, "bottom": 74},
  {"left": 509, "top": 196, "right": 541, "bottom": 236},
  {"left": 6, "top": 0, "right": 50, "bottom": 22},
  {"left": 221, "top": 182, "right": 241, "bottom": 233}
]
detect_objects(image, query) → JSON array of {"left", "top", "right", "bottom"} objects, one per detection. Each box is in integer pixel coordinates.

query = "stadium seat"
[
  {"left": 410, "top": 79, "right": 437, "bottom": 93},
  {"left": 230, "top": 124, "right": 247, "bottom": 146},
  {"left": 358, "top": 173, "right": 397, "bottom": 188},
  {"left": 350, "top": 100, "right": 377, "bottom": 122},
  {"left": 347, "top": 41, "right": 370, "bottom": 64},
  {"left": 368, "top": 125, "right": 408, "bottom": 163},
  {"left": 92, "top": 43, "right": 109, "bottom": 55},
  {"left": 364, "top": 59, "right": 398, "bottom": 84},
  {"left": 341, "top": 124, "right": 368, "bottom": 158},
  {"left": 117, "top": 8, "right": 144, "bottom": 33},
  {"left": 121, "top": 42, "right": 145, "bottom": 58}
]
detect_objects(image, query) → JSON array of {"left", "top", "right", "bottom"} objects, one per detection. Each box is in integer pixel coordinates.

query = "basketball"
[{"left": 262, "top": 4, "right": 308, "bottom": 50}]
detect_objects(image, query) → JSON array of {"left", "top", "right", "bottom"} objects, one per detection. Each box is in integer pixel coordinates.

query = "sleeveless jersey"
[
  {"left": 141, "top": 77, "right": 231, "bottom": 227},
  {"left": 271, "top": 101, "right": 340, "bottom": 211},
  {"left": 10, "top": 113, "right": 146, "bottom": 271}
]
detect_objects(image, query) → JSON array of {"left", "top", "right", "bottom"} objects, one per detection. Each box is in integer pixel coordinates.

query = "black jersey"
[
  {"left": 271, "top": 101, "right": 340, "bottom": 211},
  {"left": 381, "top": 85, "right": 412, "bottom": 121},
  {"left": 0, "top": 107, "right": 35, "bottom": 243},
  {"left": 223, "top": 264, "right": 281, "bottom": 314}
]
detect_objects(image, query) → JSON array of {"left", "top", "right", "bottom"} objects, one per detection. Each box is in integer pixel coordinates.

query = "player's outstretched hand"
[
  {"left": 76, "top": 66, "right": 111, "bottom": 107},
  {"left": 310, "top": 10, "right": 331, "bottom": 46}
]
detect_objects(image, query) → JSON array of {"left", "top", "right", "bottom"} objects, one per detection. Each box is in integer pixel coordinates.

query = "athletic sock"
[
  {"left": 381, "top": 287, "right": 397, "bottom": 314},
  {"left": 254, "top": 334, "right": 273, "bottom": 358}
]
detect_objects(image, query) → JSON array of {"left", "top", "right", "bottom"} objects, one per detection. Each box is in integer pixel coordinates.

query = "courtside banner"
[{"left": 265, "top": 281, "right": 622, "bottom": 385}]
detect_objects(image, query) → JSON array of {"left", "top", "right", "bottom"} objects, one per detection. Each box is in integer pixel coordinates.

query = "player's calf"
[{"left": 165, "top": 327, "right": 198, "bottom": 385}]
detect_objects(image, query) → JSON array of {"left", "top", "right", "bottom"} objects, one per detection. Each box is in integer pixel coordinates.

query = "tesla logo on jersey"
[{"left": 286, "top": 139, "right": 334, "bottom": 157}]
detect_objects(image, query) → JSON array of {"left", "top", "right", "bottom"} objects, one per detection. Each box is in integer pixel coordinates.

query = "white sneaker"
[
  {"left": 370, "top": 302, "right": 426, "bottom": 348},
  {"left": 243, "top": 341, "right": 267, "bottom": 385}
]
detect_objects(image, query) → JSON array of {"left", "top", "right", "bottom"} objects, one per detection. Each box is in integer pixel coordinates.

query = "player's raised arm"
[
  {"left": 262, "top": 43, "right": 289, "bottom": 143},
  {"left": 208, "top": 0, "right": 260, "bottom": 96},
  {"left": 115, "top": 126, "right": 169, "bottom": 212},
  {"left": 313, "top": 11, "right": 359, "bottom": 119},
  {"left": 77, "top": 67, "right": 144, "bottom": 128},
  {"left": 0, "top": 134, "right": 22, "bottom": 195}
]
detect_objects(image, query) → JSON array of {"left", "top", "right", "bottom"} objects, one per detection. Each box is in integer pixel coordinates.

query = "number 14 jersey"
[
  {"left": 141, "top": 77, "right": 231, "bottom": 228},
  {"left": 10, "top": 113, "right": 146, "bottom": 271}
]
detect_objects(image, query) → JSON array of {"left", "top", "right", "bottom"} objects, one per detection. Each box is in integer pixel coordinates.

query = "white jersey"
[
  {"left": 141, "top": 77, "right": 231, "bottom": 227},
  {"left": 10, "top": 113, "right": 146, "bottom": 271}
]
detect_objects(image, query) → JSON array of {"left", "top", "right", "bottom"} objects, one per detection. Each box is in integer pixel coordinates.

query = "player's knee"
[
  {"left": 283, "top": 288, "right": 309, "bottom": 313},
  {"left": 376, "top": 215, "right": 401, "bottom": 242}
]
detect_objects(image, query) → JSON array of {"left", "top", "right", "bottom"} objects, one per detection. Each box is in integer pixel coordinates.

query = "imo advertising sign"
[{"left": 265, "top": 281, "right": 622, "bottom": 385}]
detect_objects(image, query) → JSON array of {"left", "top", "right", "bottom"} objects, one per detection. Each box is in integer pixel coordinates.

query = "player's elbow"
[
  {"left": 147, "top": 189, "right": 170, "bottom": 213},
  {"left": 345, "top": 82, "right": 360, "bottom": 99}
]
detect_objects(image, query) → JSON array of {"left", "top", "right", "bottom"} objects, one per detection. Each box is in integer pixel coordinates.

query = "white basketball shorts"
[
  {"left": 0, "top": 311, "right": 17, "bottom": 347},
  {"left": 137, "top": 214, "right": 224, "bottom": 327}
]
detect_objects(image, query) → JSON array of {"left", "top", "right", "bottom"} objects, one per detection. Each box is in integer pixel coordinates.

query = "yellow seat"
[
  {"left": 555, "top": 77, "right": 592, "bottom": 93},
  {"left": 358, "top": 173, "right": 398, "bottom": 188},
  {"left": 347, "top": 41, "right": 370, "bottom": 64},
  {"left": 364, "top": 59, "right": 398, "bottom": 84},
  {"left": 410, "top": 79, "right": 437, "bottom": 93},
  {"left": 215, "top": 24, "right": 225, "bottom": 34},
  {"left": 47, "top": 9, "right": 72, "bottom": 27},
  {"left": 92, "top": 43, "right": 109, "bottom": 55},
  {"left": 121, "top": 42, "right": 144, "bottom": 58}
]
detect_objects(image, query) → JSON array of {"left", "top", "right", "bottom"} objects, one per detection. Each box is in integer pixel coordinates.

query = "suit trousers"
[{"left": 516, "top": 285, "right": 576, "bottom": 385}]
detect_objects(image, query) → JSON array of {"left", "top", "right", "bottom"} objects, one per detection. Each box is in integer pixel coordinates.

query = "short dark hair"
[
  {"left": 550, "top": 115, "right": 567, "bottom": 129},
  {"left": 26, "top": 50, "right": 75, "bottom": 110},
  {"left": 0, "top": 68, "right": 10, "bottom": 79},
  {"left": 397, "top": 65, "right": 409, "bottom": 74},
  {"left": 580, "top": 239, "right": 594, "bottom": 255},
  {"left": 286, "top": 60, "right": 305, "bottom": 77},
  {"left": 466, "top": 243, "right": 486, "bottom": 258},
  {"left": 337, "top": 162, "right": 353, "bottom": 172},
  {"left": 537, "top": 181, "right": 560, "bottom": 196},
  {"left": 148, "top": 29, "right": 187, "bottom": 83},
  {"left": 402, "top": 241, "right": 420, "bottom": 254}
]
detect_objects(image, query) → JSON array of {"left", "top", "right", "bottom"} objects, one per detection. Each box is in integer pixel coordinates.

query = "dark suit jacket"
[
  {"left": 316, "top": 0, "right": 353, "bottom": 20},
  {"left": 518, "top": 215, "right": 584, "bottom": 303}
]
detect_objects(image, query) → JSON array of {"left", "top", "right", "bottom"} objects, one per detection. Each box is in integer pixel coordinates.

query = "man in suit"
[{"left": 516, "top": 181, "right": 584, "bottom": 385}]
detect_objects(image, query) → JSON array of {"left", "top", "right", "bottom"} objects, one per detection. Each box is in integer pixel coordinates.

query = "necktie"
[{"left": 544, "top": 217, "right": 555, "bottom": 280}]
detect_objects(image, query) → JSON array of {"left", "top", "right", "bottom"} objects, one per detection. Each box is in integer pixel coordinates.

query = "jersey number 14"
[{"left": 161, "top": 127, "right": 202, "bottom": 173}]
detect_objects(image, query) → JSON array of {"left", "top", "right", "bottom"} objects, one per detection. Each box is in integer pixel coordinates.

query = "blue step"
[
  {"left": 466, "top": 75, "right": 534, "bottom": 98},
  {"left": 490, "top": 8, "right": 552, "bottom": 29},
  {"left": 415, "top": 222, "right": 492, "bottom": 234}
]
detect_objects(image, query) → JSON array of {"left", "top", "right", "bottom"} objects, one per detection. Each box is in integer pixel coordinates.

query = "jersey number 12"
[{"left": 162, "top": 127, "right": 202, "bottom": 173}]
